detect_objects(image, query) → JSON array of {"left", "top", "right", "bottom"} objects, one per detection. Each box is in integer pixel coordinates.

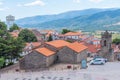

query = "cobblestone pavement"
[{"left": 0, "top": 62, "right": 120, "bottom": 80}]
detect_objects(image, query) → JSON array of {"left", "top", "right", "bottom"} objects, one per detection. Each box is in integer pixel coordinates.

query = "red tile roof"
[
  {"left": 35, "top": 47, "right": 55, "bottom": 56},
  {"left": 79, "top": 42, "right": 101, "bottom": 53},
  {"left": 64, "top": 32, "right": 81, "bottom": 36},
  {"left": 9, "top": 32, "right": 19, "bottom": 38},
  {"left": 40, "top": 30, "right": 54, "bottom": 37},
  {"left": 67, "top": 42, "right": 88, "bottom": 53},
  {"left": 31, "top": 42, "right": 41, "bottom": 47},
  {"left": 26, "top": 42, "right": 41, "bottom": 48},
  {"left": 87, "top": 45, "right": 98, "bottom": 53},
  {"left": 34, "top": 41, "right": 88, "bottom": 56},
  {"left": 46, "top": 40, "right": 70, "bottom": 48}
]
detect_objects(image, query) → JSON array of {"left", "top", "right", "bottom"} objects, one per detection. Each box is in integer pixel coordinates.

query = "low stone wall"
[{"left": 0, "top": 63, "right": 19, "bottom": 73}]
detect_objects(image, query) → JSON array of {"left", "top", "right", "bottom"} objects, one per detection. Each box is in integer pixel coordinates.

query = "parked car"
[
  {"left": 90, "top": 59, "right": 105, "bottom": 65},
  {"left": 93, "top": 56, "right": 108, "bottom": 62}
]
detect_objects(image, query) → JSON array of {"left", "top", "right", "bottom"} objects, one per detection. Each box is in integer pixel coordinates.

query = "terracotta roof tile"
[
  {"left": 67, "top": 42, "right": 88, "bottom": 53},
  {"left": 78, "top": 42, "right": 101, "bottom": 53},
  {"left": 46, "top": 40, "right": 70, "bottom": 48},
  {"left": 25, "top": 42, "right": 41, "bottom": 48},
  {"left": 35, "top": 47, "right": 55, "bottom": 56},
  {"left": 64, "top": 32, "right": 81, "bottom": 36},
  {"left": 96, "top": 44, "right": 101, "bottom": 49},
  {"left": 9, "top": 32, "right": 19, "bottom": 37},
  {"left": 87, "top": 45, "right": 98, "bottom": 53},
  {"left": 85, "top": 43, "right": 101, "bottom": 53},
  {"left": 31, "top": 42, "right": 41, "bottom": 47}
]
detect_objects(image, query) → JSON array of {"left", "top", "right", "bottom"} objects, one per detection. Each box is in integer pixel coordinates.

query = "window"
[{"left": 104, "top": 40, "right": 106, "bottom": 46}]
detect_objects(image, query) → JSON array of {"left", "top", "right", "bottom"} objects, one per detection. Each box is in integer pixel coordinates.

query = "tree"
[
  {"left": 113, "top": 38, "right": 120, "bottom": 45},
  {"left": 0, "top": 21, "right": 7, "bottom": 38},
  {"left": 0, "top": 22, "right": 7, "bottom": 30},
  {"left": 19, "top": 29, "right": 37, "bottom": 42},
  {"left": 0, "top": 21, "right": 25, "bottom": 68},
  {"left": 9, "top": 24, "right": 20, "bottom": 32},
  {"left": 0, "top": 57, "right": 4, "bottom": 68},
  {"left": 61, "top": 29, "right": 72, "bottom": 34},
  {"left": 47, "top": 34, "right": 53, "bottom": 41},
  {"left": 6, "top": 37, "right": 25, "bottom": 63}
]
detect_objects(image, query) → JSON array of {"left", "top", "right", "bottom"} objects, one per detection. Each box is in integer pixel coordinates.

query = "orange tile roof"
[
  {"left": 76, "top": 42, "right": 101, "bottom": 53},
  {"left": 35, "top": 47, "right": 55, "bottom": 56},
  {"left": 96, "top": 44, "right": 101, "bottom": 49},
  {"left": 40, "top": 30, "right": 54, "bottom": 37},
  {"left": 83, "top": 42, "right": 101, "bottom": 53},
  {"left": 79, "top": 35, "right": 87, "bottom": 39},
  {"left": 26, "top": 42, "right": 41, "bottom": 48},
  {"left": 46, "top": 40, "right": 70, "bottom": 48},
  {"left": 87, "top": 45, "right": 98, "bottom": 53},
  {"left": 9, "top": 32, "right": 19, "bottom": 37},
  {"left": 64, "top": 32, "right": 81, "bottom": 36},
  {"left": 67, "top": 42, "right": 88, "bottom": 53},
  {"left": 32, "top": 42, "right": 41, "bottom": 47}
]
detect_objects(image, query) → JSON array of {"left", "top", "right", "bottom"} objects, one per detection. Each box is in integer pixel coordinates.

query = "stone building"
[
  {"left": 112, "top": 44, "right": 120, "bottom": 61},
  {"left": 45, "top": 40, "right": 70, "bottom": 52},
  {"left": 20, "top": 47, "right": 56, "bottom": 70},
  {"left": 22, "top": 42, "right": 41, "bottom": 56},
  {"left": 19, "top": 40, "right": 88, "bottom": 70},
  {"left": 86, "top": 44, "right": 100, "bottom": 57},
  {"left": 57, "top": 42, "right": 88, "bottom": 63},
  {"left": 31, "top": 29, "right": 44, "bottom": 41},
  {"left": 98, "top": 31, "right": 114, "bottom": 61},
  {"left": 52, "top": 32, "right": 82, "bottom": 42}
]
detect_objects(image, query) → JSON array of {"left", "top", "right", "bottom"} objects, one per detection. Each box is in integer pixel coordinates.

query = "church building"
[
  {"left": 98, "top": 30, "right": 114, "bottom": 61},
  {"left": 19, "top": 40, "right": 88, "bottom": 70}
]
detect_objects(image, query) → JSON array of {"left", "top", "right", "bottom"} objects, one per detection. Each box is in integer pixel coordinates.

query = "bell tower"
[
  {"left": 100, "top": 30, "right": 114, "bottom": 61},
  {"left": 101, "top": 30, "right": 112, "bottom": 50}
]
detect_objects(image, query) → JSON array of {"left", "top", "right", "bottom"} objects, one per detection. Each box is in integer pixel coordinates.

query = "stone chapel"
[{"left": 99, "top": 30, "right": 114, "bottom": 61}]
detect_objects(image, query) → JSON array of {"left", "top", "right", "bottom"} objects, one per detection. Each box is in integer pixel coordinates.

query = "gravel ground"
[{"left": 0, "top": 62, "right": 120, "bottom": 80}]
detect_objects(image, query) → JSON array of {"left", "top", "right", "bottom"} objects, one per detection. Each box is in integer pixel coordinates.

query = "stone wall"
[
  {"left": 57, "top": 46, "right": 87, "bottom": 64},
  {"left": 46, "top": 54, "right": 56, "bottom": 67},
  {"left": 19, "top": 58, "right": 25, "bottom": 70},
  {"left": 76, "top": 50, "right": 87, "bottom": 63},
  {"left": 57, "top": 47, "right": 77, "bottom": 64},
  {"left": 19, "top": 51, "right": 47, "bottom": 70},
  {"left": 19, "top": 43, "right": 88, "bottom": 70}
]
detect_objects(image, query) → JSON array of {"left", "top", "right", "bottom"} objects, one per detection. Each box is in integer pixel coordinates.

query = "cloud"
[
  {"left": 0, "top": 2, "right": 3, "bottom": 5},
  {"left": 73, "top": 0, "right": 80, "bottom": 3},
  {"left": 0, "top": 7, "right": 9, "bottom": 11},
  {"left": 0, "top": 8, "right": 4, "bottom": 11},
  {"left": 17, "top": 4, "right": 22, "bottom": 7},
  {"left": 89, "top": 0, "right": 103, "bottom": 3},
  {"left": 17, "top": 0, "right": 45, "bottom": 7}
]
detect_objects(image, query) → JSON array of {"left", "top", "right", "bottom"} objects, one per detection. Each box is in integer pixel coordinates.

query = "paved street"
[{"left": 0, "top": 62, "right": 120, "bottom": 80}]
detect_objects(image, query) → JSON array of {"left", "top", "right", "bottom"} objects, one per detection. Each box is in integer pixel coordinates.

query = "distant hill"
[{"left": 16, "top": 8, "right": 120, "bottom": 31}]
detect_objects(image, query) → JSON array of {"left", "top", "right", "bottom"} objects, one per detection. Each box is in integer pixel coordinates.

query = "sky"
[{"left": 0, "top": 0, "right": 120, "bottom": 21}]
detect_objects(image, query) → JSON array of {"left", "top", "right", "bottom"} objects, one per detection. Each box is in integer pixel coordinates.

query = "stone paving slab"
[{"left": 0, "top": 62, "right": 120, "bottom": 80}]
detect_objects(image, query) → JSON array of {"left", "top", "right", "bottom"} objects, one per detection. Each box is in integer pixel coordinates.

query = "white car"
[
  {"left": 93, "top": 57, "right": 108, "bottom": 62},
  {"left": 90, "top": 59, "right": 105, "bottom": 65}
]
